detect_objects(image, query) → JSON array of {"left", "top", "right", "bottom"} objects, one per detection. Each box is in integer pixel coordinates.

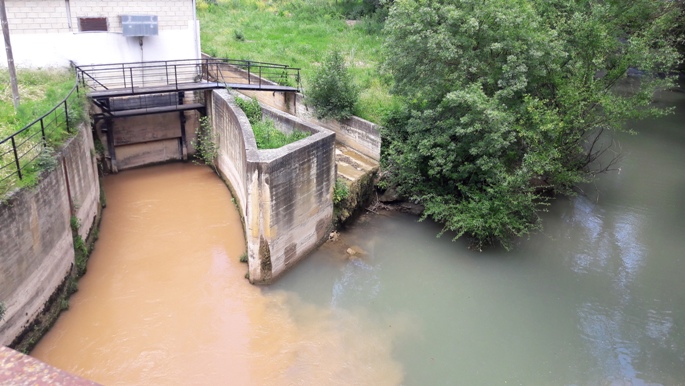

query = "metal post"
[
  {"left": 40, "top": 117, "right": 46, "bottom": 146},
  {"left": 123, "top": 64, "right": 127, "bottom": 89},
  {"left": 178, "top": 91, "right": 187, "bottom": 161},
  {"left": 64, "top": 100, "right": 70, "bottom": 133},
  {"left": 247, "top": 61, "right": 251, "bottom": 84},
  {"left": 11, "top": 136, "right": 21, "bottom": 179},
  {"left": 1, "top": 0, "right": 20, "bottom": 110},
  {"left": 174, "top": 65, "right": 178, "bottom": 90},
  {"left": 129, "top": 67, "right": 134, "bottom": 92},
  {"left": 165, "top": 62, "right": 169, "bottom": 85}
]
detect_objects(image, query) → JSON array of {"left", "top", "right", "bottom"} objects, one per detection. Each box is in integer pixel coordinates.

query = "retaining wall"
[
  {"left": 208, "top": 89, "right": 336, "bottom": 283},
  {"left": 0, "top": 125, "right": 100, "bottom": 345}
]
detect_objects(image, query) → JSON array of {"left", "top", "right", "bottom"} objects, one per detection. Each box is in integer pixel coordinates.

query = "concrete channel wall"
[
  {"left": 0, "top": 125, "right": 100, "bottom": 345},
  {"left": 208, "top": 89, "right": 336, "bottom": 283}
]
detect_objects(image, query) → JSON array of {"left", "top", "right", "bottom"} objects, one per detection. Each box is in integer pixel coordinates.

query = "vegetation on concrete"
[
  {"left": 71, "top": 216, "right": 88, "bottom": 276},
  {"left": 192, "top": 116, "right": 220, "bottom": 174},
  {"left": 234, "top": 96, "right": 309, "bottom": 149},
  {"left": 0, "top": 301, "right": 5, "bottom": 320},
  {"left": 380, "top": 0, "right": 682, "bottom": 250},
  {"left": 308, "top": 50, "right": 359, "bottom": 120},
  {"left": 197, "top": 0, "right": 393, "bottom": 123},
  {"left": 333, "top": 178, "right": 349, "bottom": 205}
]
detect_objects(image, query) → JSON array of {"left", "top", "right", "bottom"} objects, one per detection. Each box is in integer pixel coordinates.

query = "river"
[{"left": 32, "top": 90, "right": 685, "bottom": 385}]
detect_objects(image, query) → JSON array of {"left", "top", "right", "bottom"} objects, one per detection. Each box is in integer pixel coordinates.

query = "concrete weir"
[{"left": 208, "top": 89, "right": 336, "bottom": 283}]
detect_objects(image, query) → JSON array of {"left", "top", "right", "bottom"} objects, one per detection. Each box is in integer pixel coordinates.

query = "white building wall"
[{"left": 1, "top": 0, "right": 199, "bottom": 68}]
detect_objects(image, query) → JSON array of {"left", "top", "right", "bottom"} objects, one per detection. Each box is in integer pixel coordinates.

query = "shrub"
[{"left": 308, "top": 50, "right": 358, "bottom": 121}]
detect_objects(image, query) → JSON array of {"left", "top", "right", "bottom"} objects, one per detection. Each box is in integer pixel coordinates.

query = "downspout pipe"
[{"left": 192, "top": 0, "right": 200, "bottom": 59}]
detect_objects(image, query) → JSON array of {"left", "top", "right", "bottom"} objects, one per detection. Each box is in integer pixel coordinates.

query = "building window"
[{"left": 79, "top": 17, "right": 108, "bottom": 32}]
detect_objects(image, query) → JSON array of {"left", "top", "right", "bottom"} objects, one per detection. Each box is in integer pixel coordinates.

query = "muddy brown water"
[
  {"left": 32, "top": 89, "right": 685, "bottom": 385},
  {"left": 31, "top": 163, "right": 401, "bottom": 385}
]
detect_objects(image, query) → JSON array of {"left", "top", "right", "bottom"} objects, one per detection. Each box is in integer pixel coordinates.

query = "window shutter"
[{"left": 79, "top": 17, "right": 108, "bottom": 32}]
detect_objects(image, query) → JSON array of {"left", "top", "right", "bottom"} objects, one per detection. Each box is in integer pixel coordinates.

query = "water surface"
[{"left": 32, "top": 90, "right": 685, "bottom": 385}]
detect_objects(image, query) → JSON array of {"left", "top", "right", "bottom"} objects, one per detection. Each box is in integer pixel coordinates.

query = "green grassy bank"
[
  {"left": 0, "top": 69, "right": 75, "bottom": 138},
  {"left": 197, "top": 0, "right": 393, "bottom": 123}
]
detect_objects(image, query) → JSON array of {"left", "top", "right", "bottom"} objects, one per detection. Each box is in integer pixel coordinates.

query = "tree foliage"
[
  {"left": 308, "top": 50, "right": 359, "bottom": 121},
  {"left": 381, "top": 0, "right": 682, "bottom": 249}
]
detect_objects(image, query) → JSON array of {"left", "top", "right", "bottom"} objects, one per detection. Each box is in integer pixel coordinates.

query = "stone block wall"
[
  {"left": 5, "top": 0, "right": 192, "bottom": 34},
  {"left": 208, "top": 89, "right": 336, "bottom": 283},
  {"left": 0, "top": 125, "right": 100, "bottom": 345},
  {"left": 4, "top": 0, "right": 68, "bottom": 34}
]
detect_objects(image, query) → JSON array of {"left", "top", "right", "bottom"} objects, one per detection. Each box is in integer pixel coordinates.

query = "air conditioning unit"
[{"left": 121, "top": 15, "right": 158, "bottom": 37}]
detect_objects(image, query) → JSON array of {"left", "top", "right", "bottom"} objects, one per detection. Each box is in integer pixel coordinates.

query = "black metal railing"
[
  {"left": 74, "top": 58, "right": 301, "bottom": 93},
  {"left": 0, "top": 81, "right": 82, "bottom": 194}
]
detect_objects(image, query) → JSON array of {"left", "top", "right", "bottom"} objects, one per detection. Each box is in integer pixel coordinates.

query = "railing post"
[
  {"left": 11, "top": 136, "right": 21, "bottom": 180},
  {"left": 64, "top": 100, "right": 71, "bottom": 133},
  {"left": 130, "top": 67, "right": 134, "bottom": 92},
  {"left": 259, "top": 66, "right": 262, "bottom": 88},
  {"left": 123, "top": 64, "right": 127, "bottom": 89},
  {"left": 174, "top": 65, "right": 178, "bottom": 90},
  {"left": 247, "top": 61, "right": 251, "bottom": 84},
  {"left": 165, "top": 62, "right": 169, "bottom": 85},
  {"left": 40, "top": 117, "right": 46, "bottom": 147}
]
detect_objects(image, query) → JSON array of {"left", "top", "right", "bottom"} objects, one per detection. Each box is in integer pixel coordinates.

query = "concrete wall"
[
  {"left": 202, "top": 55, "right": 381, "bottom": 161},
  {"left": 208, "top": 89, "right": 336, "bottom": 283},
  {"left": 0, "top": 125, "right": 100, "bottom": 345},
  {"left": 2, "top": 0, "right": 199, "bottom": 67}
]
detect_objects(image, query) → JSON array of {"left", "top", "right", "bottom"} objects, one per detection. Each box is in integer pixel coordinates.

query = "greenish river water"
[{"left": 268, "top": 90, "right": 685, "bottom": 385}]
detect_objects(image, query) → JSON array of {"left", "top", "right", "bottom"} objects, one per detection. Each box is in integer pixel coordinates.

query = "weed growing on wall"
[
  {"left": 334, "top": 178, "right": 349, "bottom": 204},
  {"left": 70, "top": 216, "right": 88, "bottom": 276},
  {"left": 191, "top": 116, "right": 219, "bottom": 174},
  {"left": 234, "top": 96, "right": 309, "bottom": 149},
  {"left": 0, "top": 301, "right": 5, "bottom": 320}
]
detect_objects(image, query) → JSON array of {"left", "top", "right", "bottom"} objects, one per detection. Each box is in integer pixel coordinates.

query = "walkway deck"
[{"left": 88, "top": 82, "right": 298, "bottom": 99}]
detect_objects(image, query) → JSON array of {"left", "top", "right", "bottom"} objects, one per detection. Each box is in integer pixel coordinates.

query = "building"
[{"left": 1, "top": 0, "right": 200, "bottom": 67}]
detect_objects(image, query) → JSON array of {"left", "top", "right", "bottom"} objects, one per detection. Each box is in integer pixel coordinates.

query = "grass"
[
  {"left": 0, "top": 68, "right": 85, "bottom": 198},
  {"left": 235, "top": 96, "right": 310, "bottom": 149},
  {"left": 197, "top": 0, "right": 394, "bottom": 123},
  {"left": 0, "top": 68, "right": 75, "bottom": 138},
  {"left": 252, "top": 120, "right": 309, "bottom": 149}
]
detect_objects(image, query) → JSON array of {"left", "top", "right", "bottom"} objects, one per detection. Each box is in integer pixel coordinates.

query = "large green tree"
[{"left": 381, "top": 0, "right": 682, "bottom": 249}]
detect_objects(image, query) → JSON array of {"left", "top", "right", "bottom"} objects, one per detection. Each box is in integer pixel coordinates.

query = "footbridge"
[
  {"left": 75, "top": 58, "right": 300, "bottom": 120},
  {"left": 74, "top": 58, "right": 301, "bottom": 171}
]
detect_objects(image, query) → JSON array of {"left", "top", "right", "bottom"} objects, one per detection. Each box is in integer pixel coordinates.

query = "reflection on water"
[{"left": 30, "top": 90, "right": 685, "bottom": 384}]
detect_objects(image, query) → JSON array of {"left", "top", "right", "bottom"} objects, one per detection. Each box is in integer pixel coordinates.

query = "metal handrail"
[
  {"left": 0, "top": 79, "right": 81, "bottom": 188},
  {"left": 73, "top": 58, "right": 301, "bottom": 92}
]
